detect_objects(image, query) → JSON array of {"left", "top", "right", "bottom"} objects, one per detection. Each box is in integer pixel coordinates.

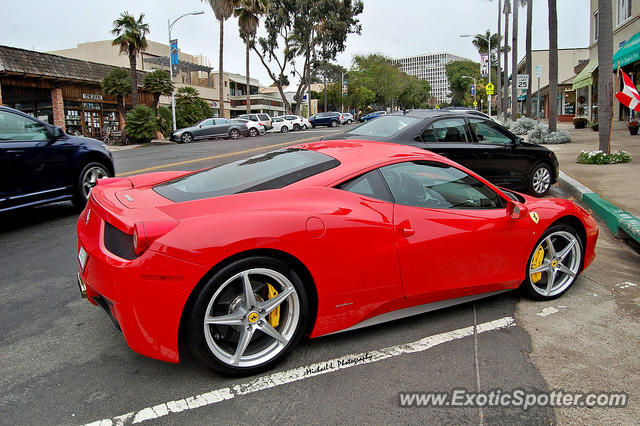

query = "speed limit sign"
[{"left": 517, "top": 74, "right": 529, "bottom": 89}]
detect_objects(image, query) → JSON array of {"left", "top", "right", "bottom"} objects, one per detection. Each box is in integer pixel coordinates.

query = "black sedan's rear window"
[
  {"left": 347, "top": 116, "right": 421, "bottom": 138},
  {"left": 154, "top": 148, "right": 339, "bottom": 202}
]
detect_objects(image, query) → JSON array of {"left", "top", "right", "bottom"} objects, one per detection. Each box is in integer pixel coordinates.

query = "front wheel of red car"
[
  {"left": 522, "top": 224, "right": 583, "bottom": 300},
  {"left": 189, "top": 256, "right": 310, "bottom": 376}
]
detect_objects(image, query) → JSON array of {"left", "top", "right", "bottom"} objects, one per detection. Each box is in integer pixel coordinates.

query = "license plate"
[{"left": 78, "top": 246, "right": 88, "bottom": 271}]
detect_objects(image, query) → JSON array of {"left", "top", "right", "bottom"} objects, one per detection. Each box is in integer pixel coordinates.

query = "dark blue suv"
[
  {"left": 309, "top": 112, "right": 342, "bottom": 128},
  {"left": 0, "top": 106, "right": 114, "bottom": 212}
]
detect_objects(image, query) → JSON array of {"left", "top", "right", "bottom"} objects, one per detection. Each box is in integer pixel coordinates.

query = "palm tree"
[
  {"left": 525, "top": 0, "right": 533, "bottom": 117},
  {"left": 497, "top": 0, "right": 502, "bottom": 120},
  {"left": 203, "top": 0, "right": 238, "bottom": 118},
  {"left": 502, "top": 0, "right": 511, "bottom": 120},
  {"left": 142, "top": 69, "right": 174, "bottom": 109},
  {"left": 235, "top": 0, "right": 269, "bottom": 113},
  {"left": 548, "top": 0, "right": 558, "bottom": 131},
  {"left": 597, "top": 0, "right": 613, "bottom": 153},
  {"left": 102, "top": 68, "right": 131, "bottom": 123},
  {"left": 511, "top": 1, "right": 520, "bottom": 122},
  {"left": 111, "top": 12, "right": 149, "bottom": 108}
]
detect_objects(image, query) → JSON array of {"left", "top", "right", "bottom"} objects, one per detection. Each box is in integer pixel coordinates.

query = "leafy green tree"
[
  {"left": 345, "top": 85, "right": 375, "bottom": 115},
  {"left": 125, "top": 105, "right": 156, "bottom": 143},
  {"left": 445, "top": 61, "right": 481, "bottom": 106},
  {"left": 143, "top": 69, "right": 174, "bottom": 109},
  {"left": 111, "top": 11, "right": 149, "bottom": 108},
  {"left": 398, "top": 77, "right": 432, "bottom": 109},
  {"left": 349, "top": 54, "right": 404, "bottom": 109},
  {"left": 175, "top": 86, "right": 212, "bottom": 128},
  {"left": 203, "top": 0, "right": 239, "bottom": 118},
  {"left": 156, "top": 106, "right": 173, "bottom": 137},
  {"left": 102, "top": 68, "right": 131, "bottom": 120},
  {"left": 313, "top": 62, "right": 347, "bottom": 111}
]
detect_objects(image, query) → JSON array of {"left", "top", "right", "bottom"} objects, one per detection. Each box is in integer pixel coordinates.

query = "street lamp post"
[
  {"left": 461, "top": 75, "right": 477, "bottom": 109},
  {"left": 168, "top": 11, "right": 204, "bottom": 131},
  {"left": 460, "top": 33, "right": 491, "bottom": 117}
]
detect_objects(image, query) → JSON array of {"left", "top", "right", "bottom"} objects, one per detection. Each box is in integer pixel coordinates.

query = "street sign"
[
  {"left": 470, "top": 84, "right": 476, "bottom": 96},
  {"left": 486, "top": 82, "right": 495, "bottom": 95},
  {"left": 517, "top": 74, "right": 529, "bottom": 89},
  {"left": 473, "top": 100, "right": 478, "bottom": 107},
  {"left": 535, "top": 65, "right": 542, "bottom": 78}
]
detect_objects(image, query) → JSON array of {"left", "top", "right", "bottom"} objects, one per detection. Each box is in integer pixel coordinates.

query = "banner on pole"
[
  {"left": 170, "top": 39, "right": 179, "bottom": 75},
  {"left": 480, "top": 53, "right": 489, "bottom": 78}
]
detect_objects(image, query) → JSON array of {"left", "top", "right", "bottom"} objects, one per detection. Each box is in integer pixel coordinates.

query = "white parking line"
[{"left": 85, "top": 316, "right": 516, "bottom": 425}]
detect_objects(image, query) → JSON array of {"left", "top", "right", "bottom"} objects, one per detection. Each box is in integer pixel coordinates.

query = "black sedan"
[
  {"left": 171, "top": 118, "right": 249, "bottom": 143},
  {"left": 323, "top": 110, "right": 558, "bottom": 197},
  {"left": 0, "top": 105, "right": 114, "bottom": 212}
]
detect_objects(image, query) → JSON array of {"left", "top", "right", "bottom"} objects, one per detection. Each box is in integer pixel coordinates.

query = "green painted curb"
[{"left": 582, "top": 193, "right": 640, "bottom": 244}]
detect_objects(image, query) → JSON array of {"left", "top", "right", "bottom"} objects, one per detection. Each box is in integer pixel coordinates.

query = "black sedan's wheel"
[
  {"left": 189, "top": 256, "right": 309, "bottom": 376},
  {"left": 72, "top": 162, "right": 110, "bottom": 208},
  {"left": 280, "top": 126, "right": 289, "bottom": 133},
  {"left": 249, "top": 128, "right": 258, "bottom": 137},
  {"left": 529, "top": 163, "right": 552, "bottom": 197},
  {"left": 229, "top": 129, "right": 240, "bottom": 140},
  {"left": 330, "top": 120, "right": 338, "bottom": 127},
  {"left": 181, "top": 132, "right": 193, "bottom": 143},
  {"left": 293, "top": 124, "right": 300, "bottom": 131},
  {"left": 522, "top": 224, "right": 583, "bottom": 300}
]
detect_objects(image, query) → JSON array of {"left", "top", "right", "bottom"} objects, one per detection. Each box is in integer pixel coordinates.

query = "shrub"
[
  {"left": 527, "top": 125, "right": 571, "bottom": 144},
  {"left": 508, "top": 117, "right": 537, "bottom": 135},
  {"left": 577, "top": 150, "right": 632, "bottom": 164},
  {"left": 125, "top": 105, "right": 156, "bottom": 143},
  {"left": 156, "top": 106, "right": 173, "bottom": 137},
  {"left": 175, "top": 86, "right": 213, "bottom": 128},
  {"left": 573, "top": 117, "right": 588, "bottom": 128}
]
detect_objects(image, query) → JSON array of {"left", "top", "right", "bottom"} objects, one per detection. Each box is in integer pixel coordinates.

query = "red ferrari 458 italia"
[{"left": 76, "top": 140, "right": 598, "bottom": 375}]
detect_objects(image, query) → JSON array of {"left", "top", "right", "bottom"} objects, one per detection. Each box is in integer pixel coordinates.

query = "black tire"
[
  {"left": 229, "top": 129, "right": 240, "bottom": 140},
  {"left": 281, "top": 126, "right": 289, "bottom": 133},
  {"left": 181, "top": 132, "right": 193, "bottom": 144},
  {"left": 188, "top": 256, "right": 310, "bottom": 376},
  {"left": 521, "top": 224, "right": 584, "bottom": 301},
  {"left": 528, "top": 163, "right": 552, "bottom": 197},
  {"left": 346, "top": 119, "right": 352, "bottom": 125},
  {"left": 330, "top": 120, "right": 338, "bottom": 127},
  {"left": 293, "top": 124, "right": 300, "bottom": 131},
  {"left": 311, "top": 124, "right": 316, "bottom": 129},
  {"left": 249, "top": 128, "right": 258, "bottom": 137},
  {"left": 72, "top": 162, "right": 111, "bottom": 208}
]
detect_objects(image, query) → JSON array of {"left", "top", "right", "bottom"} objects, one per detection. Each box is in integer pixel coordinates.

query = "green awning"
[
  {"left": 613, "top": 31, "right": 640, "bottom": 69},
  {"left": 572, "top": 59, "right": 598, "bottom": 90}
]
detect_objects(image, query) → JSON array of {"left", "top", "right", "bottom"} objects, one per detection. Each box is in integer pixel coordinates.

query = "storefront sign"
[{"left": 82, "top": 93, "right": 103, "bottom": 100}]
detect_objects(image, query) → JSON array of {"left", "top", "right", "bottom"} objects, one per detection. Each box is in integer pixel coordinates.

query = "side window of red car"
[
  {"left": 336, "top": 169, "right": 393, "bottom": 203},
  {"left": 379, "top": 161, "right": 504, "bottom": 209}
]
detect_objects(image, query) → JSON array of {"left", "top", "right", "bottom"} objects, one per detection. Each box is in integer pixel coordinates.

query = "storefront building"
[{"left": 0, "top": 45, "right": 150, "bottom": 137}]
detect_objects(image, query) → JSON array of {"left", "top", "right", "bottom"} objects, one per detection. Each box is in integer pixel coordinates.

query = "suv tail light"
[{"left": 133, "top": 220, "right": 179, "bottom": 256}]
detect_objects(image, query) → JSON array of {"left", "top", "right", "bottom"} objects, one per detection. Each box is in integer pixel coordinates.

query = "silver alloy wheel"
[
  {"left": 281, "top": 126, "right": 288, "bottom": 133},
  {"left": 181, "top": 133, "right": 192, "bottom": 143},
  {"left": 81, "top": 165, "right": 108, "bottom": 200},
  {"left": 532, "top": 166, "right": 551, "bottom": 195},
  {"left": 330, "top": 120, "right": 337, "bottom": 127},
  {"left": 203, "top": 268, "right": 300, "bottom": 368},
  {"left": 528, "top": 230, "right": 581, "bottom": 297},
  {"left": 249, "top": 128, "right": 258, "bottom": 137},
  {"left": 230, "top": 129, "right": 240, "bottom": 140}
]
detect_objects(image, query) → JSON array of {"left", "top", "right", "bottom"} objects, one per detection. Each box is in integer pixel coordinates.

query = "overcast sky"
[{"left": 1, "top": 0, "right": 590, "bottom": 87}]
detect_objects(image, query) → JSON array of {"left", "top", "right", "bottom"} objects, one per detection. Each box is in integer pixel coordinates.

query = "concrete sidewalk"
[{"left": 546, "top": 122, "right": 640, "bottom": 246}]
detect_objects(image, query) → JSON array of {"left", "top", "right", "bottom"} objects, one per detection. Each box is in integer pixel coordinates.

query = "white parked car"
[
  {"left": 231, "top": 118, "right": 266, "bottom": 136},
  {"left": 340, "top": 113, "right": 354, "bottom": 125},
  {"left": 282, "top": 115, "right": 307, "bottom": 131},
  {"left": 270, "top": 116, "right": 297, "bottom": 133}
]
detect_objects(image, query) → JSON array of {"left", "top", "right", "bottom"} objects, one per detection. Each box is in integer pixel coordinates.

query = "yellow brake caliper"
[
  {"left": 266, "top": 283, "right": 280, "bottom": 327},
  {"left": 530, "top": 246, "right": 545, "bottom": 283}
]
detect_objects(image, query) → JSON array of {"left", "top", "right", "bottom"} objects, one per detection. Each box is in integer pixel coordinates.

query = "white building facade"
[{"left": 393, "top": 53, "right": 472, "bottom": 104}]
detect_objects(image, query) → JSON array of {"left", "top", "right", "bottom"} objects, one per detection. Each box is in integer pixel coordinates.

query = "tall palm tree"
[
  {"left": 511, "top": 0, "right": 520, "bottom": 122},
  {"left": 142, "top": 69, "right": 174, "bottom": 109},
  {"left": 111, "top": 12, "right": 149, "bottom": 108},
  {"left": 204, "top": 0, "right": 238, "bottom": 118},
  {"left": 548, "top": 0, "right": 558, "bottom": 131},
  {"left": 597, "top": 0, "right": 613, "bottom": 153},
  {"left": 497, "top": 0, "right": 502, "bottom": 119},
  {"left": 235, "top": 0, "right": 269, "bottom": 113},
  {"left": 502, "top": 0, "right": 511, "bottom": 120},
  {"left": 525, "top": 0, "right": 533, "bottom": 117}
]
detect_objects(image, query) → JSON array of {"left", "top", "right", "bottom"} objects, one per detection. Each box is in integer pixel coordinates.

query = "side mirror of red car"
[{"left": 506, "top": 199, "right": 527, "bottom": 220}]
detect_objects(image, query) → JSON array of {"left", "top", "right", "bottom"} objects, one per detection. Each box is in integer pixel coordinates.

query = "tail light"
[{"left": 132, "top": 220, "right": 179, "bottom": 256}]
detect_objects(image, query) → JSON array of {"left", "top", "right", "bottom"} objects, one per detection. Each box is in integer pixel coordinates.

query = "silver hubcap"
[
  {"left": 203, "top": 268, "right": 300, "bottom": 368},
  {"left": 81, "top": 166, "right": 107, "bottom": 199},
  {"left": 231, "top": 130, "right": 239, "bottom": 139},
  {"left": 532, "top": 167, "right": 551, "bottom": 194},
  {"left": 183, "top": 134, "right": 191, "bottom": 143},
  {"left": 529, "top": 231, "right": 581, "bottom": 297}
]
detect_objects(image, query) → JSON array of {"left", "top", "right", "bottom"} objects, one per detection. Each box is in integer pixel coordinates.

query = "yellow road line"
[{"left": 116, "top": 135, "right": 323, "bottom": 177}]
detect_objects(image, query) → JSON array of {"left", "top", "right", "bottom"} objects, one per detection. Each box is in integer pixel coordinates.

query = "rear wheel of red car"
[
  {"left": 528, "top": 163, "right": 552, "bottom": 197},
  {"left": 522, "top": 224, "right": 583, "bottom": 300},
  {"left": 229, "top": 129, "right": 240, "bottom": 140},
  {"left": 189, "top": 256, "right": 310, "bottom": 376},
  {"left": 72, "top": 162, "right": 110, "bottom": 208}
]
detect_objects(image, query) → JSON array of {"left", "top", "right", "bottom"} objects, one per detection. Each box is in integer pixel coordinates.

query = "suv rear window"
[
  {"left": 257, "top": 114, "right": 270, "bottom": 120},
  {"left": 154, "top": 148, "right": 340, "bottom": 202},
  {"left": 347, "top": 115, "right": 421, "bottom": 138}
]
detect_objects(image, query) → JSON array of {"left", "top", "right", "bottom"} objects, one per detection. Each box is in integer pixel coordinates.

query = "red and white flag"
[{"left": 615, "top": 69, "right": 640, "bottom": 113}]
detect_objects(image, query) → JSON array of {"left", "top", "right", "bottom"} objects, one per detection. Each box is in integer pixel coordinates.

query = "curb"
[{"left": 558, "top": 171, "right": 640, "bottom": 245}]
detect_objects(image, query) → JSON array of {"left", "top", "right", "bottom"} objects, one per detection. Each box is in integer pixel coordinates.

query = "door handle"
[
  {"left": 401, "top": 227, "right": 415, "bottom": 237},
  {"left": 6, "top": 149, "right": 25, "bottom": 154}
]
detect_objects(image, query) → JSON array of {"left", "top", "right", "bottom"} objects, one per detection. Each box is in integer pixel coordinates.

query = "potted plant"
[
  {"left": 590, "top": 120, "right": 599, "bottom": 131},
  {"left": 629, "top": 119, "right": 639, "bottom": 135},
  {"left": 573, "top": 117, "right": 588, "bottom": 129}
]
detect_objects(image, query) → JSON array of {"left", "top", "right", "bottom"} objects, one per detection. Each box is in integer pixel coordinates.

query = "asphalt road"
[{"left": 0, "top": 126, "right": 631, "bottom": 425}]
